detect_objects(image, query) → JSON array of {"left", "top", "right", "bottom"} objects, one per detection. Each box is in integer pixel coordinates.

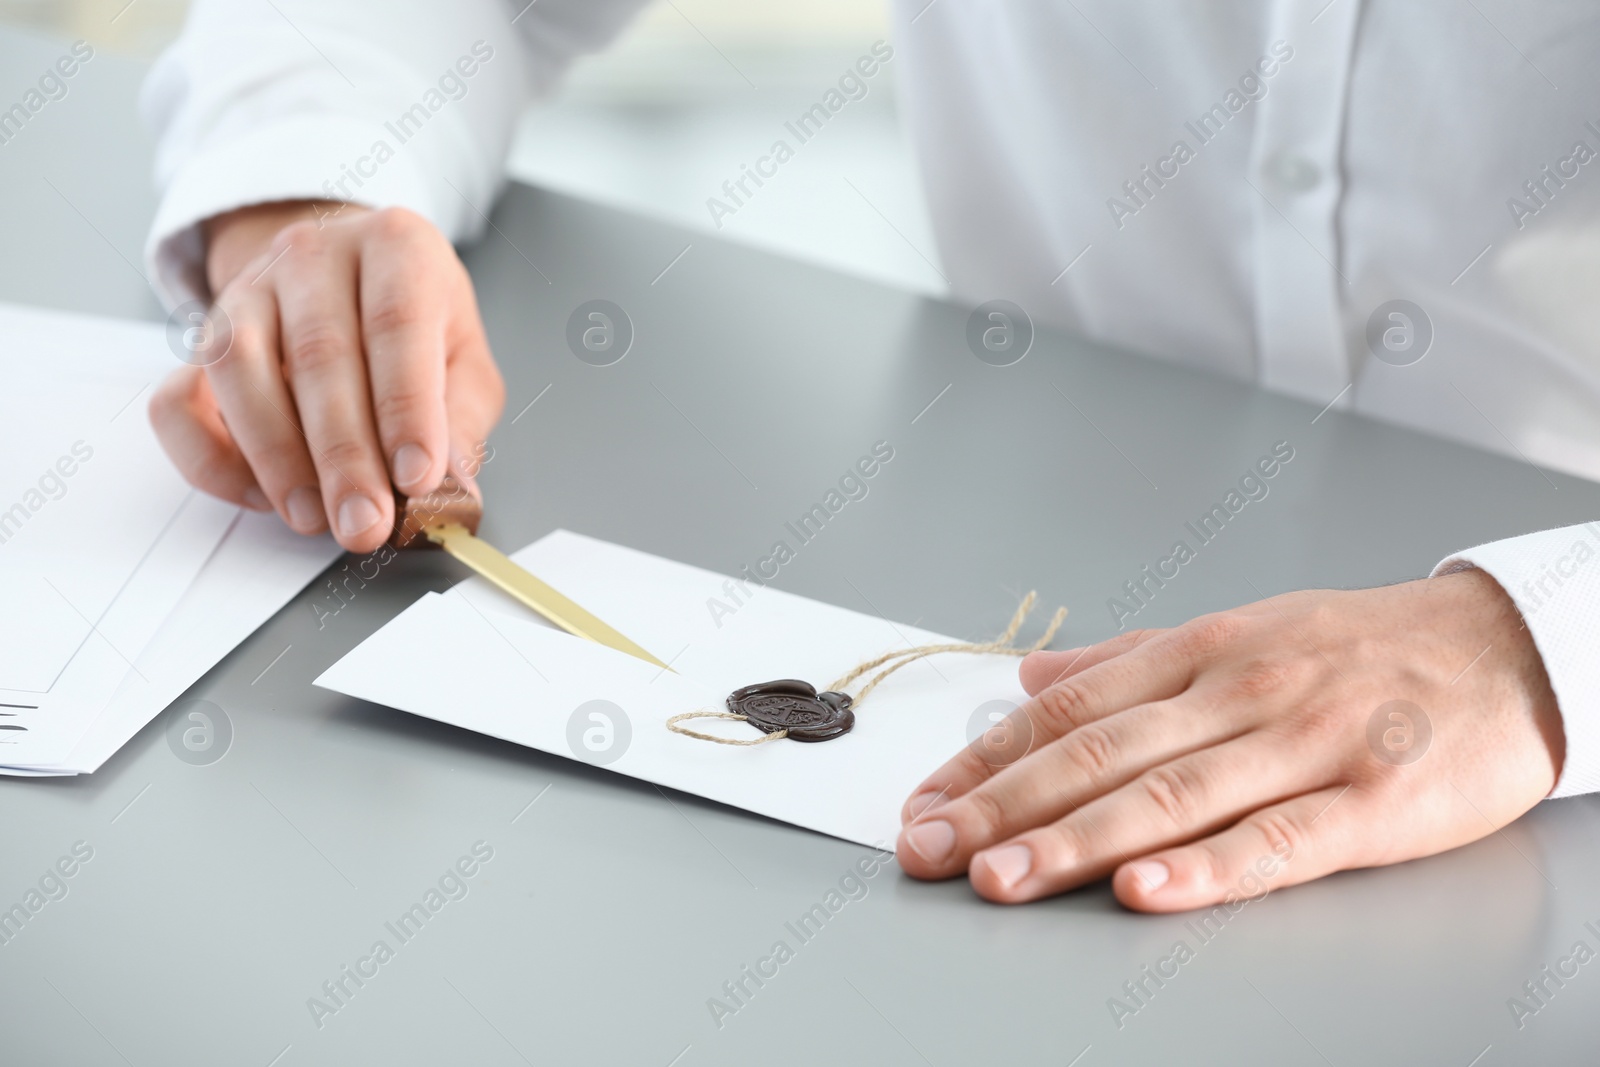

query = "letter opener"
[{"left": 388, "top": 475, "right": 670, "bottom": 670}]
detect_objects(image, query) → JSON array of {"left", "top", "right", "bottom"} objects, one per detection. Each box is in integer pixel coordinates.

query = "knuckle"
[
  {"left": 1043, "top": 820, "right": 1091, "bottom": 865},
  {"left": 1296, "top": 600, "right": 1342, "bottom": 635},
  {"left": 283, "top": 325, "right": 353, "bottom": 376},
  {"left": 1035, "top": 679, "right": 1097, "bottom": 732},
  {"left": 364, "top": 297, "right": 428, "bottom": 338},
  {"left": 1195, "top": 839, "right": 1235, "bottom": 889},
  {"left": 1229, "top": 656, "right": 1298, "bottom": 699},
  {"left": 1139, "top": 763, "right": 1205, "bottom": 827},
  {"left": 1117, "top": 627, "right": 1162, "bottom": 651},
  {"left": 316, "top": 435, "right": 374, "bottom": 473},
  {"left": 368, "top": 205, "right": 427, "bottom": 241},
  {"left": 372, "top": 385, "right": 431, "bottom": 429},
  {"left": 1279, "top": 700, "right": 1345, "bottom": 746},
  {"left": 1175, "top": 613, "right": 1246, "bottom": 659},
  {"left": 960, "top": 788, "right": 1010, "bottom": 837},
  {"left": 1063, "top": 722, "right": 1120, "bottom": 781},
  {"left": 218, "top": 319, "right": 267, "bottom": 359},
  {"left": 273, "top": 219, "right": 325, "bottom": 256},
  {"left": 1248, "top": 809, "right": 1305, "bottom": 865},
  {"left": 948, "top": 748, "right": 990, "bottom": 783}
]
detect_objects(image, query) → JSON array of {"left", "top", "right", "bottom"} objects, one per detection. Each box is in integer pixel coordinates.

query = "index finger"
[
  {"left": 1018, "top": 627, "right": 1169, "bottom": 695},
  {"left": 901, "top": 624, "right": 1205, "bottom": 824},
  {"left": 273, "top": 223, "right": 394, "bottom": 551}
]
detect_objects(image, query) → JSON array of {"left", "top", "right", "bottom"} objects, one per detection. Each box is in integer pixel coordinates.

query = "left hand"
[{"left": 895, "top": 569, "right": 1565, "bottom": 910}]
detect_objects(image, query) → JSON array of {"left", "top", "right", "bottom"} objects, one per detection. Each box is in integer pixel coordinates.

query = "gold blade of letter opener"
[{"left": 389, "top": 475, "right": 671, "bottom": 670}]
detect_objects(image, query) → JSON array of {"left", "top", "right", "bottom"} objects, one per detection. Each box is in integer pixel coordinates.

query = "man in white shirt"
[{"left": 141, "top": 0, "right": 1599, "bottom": 912}]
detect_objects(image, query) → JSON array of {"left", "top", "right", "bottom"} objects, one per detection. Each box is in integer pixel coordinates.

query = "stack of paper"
[
  {"left": 0, "top": 303, "right": 341, "bottom": 775},
  {"left": 316, "top": 530, "right": 1034, "bottom": 849}
]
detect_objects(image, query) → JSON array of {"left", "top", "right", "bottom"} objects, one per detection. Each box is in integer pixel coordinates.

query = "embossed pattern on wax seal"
[{"left": 726, "top": 679, "right": 855, "bottom": 743}]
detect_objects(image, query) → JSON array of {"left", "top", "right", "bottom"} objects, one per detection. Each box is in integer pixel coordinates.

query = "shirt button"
[{"left": 1264, "top": 152, "right": 1320, "bottom": 193}]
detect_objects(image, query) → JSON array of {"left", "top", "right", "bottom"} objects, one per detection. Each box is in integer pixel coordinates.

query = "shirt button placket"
[{"left": 1247, "top": 0, "right": 1364, "bottom": 408}]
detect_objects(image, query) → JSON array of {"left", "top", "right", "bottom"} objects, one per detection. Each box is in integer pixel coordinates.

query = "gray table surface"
[{"left": 5, "top": 25, "right": 1600, "bottom": 1067}]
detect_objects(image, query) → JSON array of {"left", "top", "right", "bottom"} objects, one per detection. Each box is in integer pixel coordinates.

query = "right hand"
[{"left": 150, "top": 200, "right": 505, "bottom": 553}]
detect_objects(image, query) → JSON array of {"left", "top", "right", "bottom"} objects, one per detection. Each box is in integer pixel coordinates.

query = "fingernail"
[
  {"left": 242, "top": 486, "right": 271, "bottom": 511},
  {"left": 285, "top": 486, "right": 325, "bottom": 533},
  {"left": 905, "top": 790, "right": 946, "bottom": 822},
  {"left": 902, "top": 820, "right": 956, "bottom": 863},
  {"left": 391, "top": 443, "right": 431, "bottom": 489},
  {"left": 979, "top": 844, "right": 1033, "bottom": 889},
  {"left": 1130, "top": 860, "right": 1170, "bottom": 891},
  {"left": 336, "top": 495, "right": 382, "bottom": 539}
]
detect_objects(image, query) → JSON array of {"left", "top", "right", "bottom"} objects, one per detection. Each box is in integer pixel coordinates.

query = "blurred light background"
[{"left": 0, "top": 0, "right": 943, "bottom": 295}]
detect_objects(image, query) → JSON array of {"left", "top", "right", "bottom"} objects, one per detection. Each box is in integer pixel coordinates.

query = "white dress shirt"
[{"left": 141, "top": 0, "right": 1600, "bottom": 796}]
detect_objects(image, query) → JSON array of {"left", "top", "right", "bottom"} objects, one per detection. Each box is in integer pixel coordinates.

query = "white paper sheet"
[
  {"left": 0, "top": 302, "right": 240, "bottom": 766},
  {"left": 0, "top": 510, "right": 343, "bottom": 776},
  {"left": 315, "top": 530, "right": 1030, "bottom": 850},
  {"left": 0, "top": 302, "right": 343, "bottom": 774}
]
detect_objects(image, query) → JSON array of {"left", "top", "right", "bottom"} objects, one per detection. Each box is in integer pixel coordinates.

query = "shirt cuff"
[
  {"left": 1433, "top": 521, "right": 1600, "bottom": 799},
  {"left": 142, "top": 115, "right": 489, "bottom": 309}
]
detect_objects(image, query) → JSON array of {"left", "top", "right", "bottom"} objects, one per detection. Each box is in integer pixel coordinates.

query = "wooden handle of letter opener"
[
  {"left": 387, "top": 473, "right": 483, "bottom": 550},
  {"left": 385, "top": 476, "right": 672, "bottom": 670}
]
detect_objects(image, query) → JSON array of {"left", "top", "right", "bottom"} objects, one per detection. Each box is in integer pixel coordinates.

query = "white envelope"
[{"left": 314, "top": 530, "right": 1035, "bottom": 849}]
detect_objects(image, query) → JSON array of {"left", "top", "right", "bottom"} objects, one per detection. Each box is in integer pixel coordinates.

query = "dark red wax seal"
[{"left": 727, "top": 679, "right": 855, "bottom": 743}]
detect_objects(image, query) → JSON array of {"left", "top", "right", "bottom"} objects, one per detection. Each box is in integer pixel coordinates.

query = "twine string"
[
  {"left": 665, "top": 592, "right": 1067, "bottom": 744},
  {"left": 663, "top": 710, "right": 790, "bottom": 745}
]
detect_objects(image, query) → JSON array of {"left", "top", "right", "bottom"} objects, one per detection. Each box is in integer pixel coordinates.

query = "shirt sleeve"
[
  {"left": 140, "top": 0, "right": 650, "bottom": 307},
  {"left": 1433, "top": 521, "right": 1600, "bottom": 798}
]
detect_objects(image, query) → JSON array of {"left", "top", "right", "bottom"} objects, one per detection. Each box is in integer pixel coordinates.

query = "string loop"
[{"left": 664, "top": 710, "right": 788, "bottom": 745}]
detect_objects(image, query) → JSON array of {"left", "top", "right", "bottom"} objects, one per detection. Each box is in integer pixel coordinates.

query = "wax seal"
[{"left": 726, "top": 680, "right": 855, "bottom": 743}]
